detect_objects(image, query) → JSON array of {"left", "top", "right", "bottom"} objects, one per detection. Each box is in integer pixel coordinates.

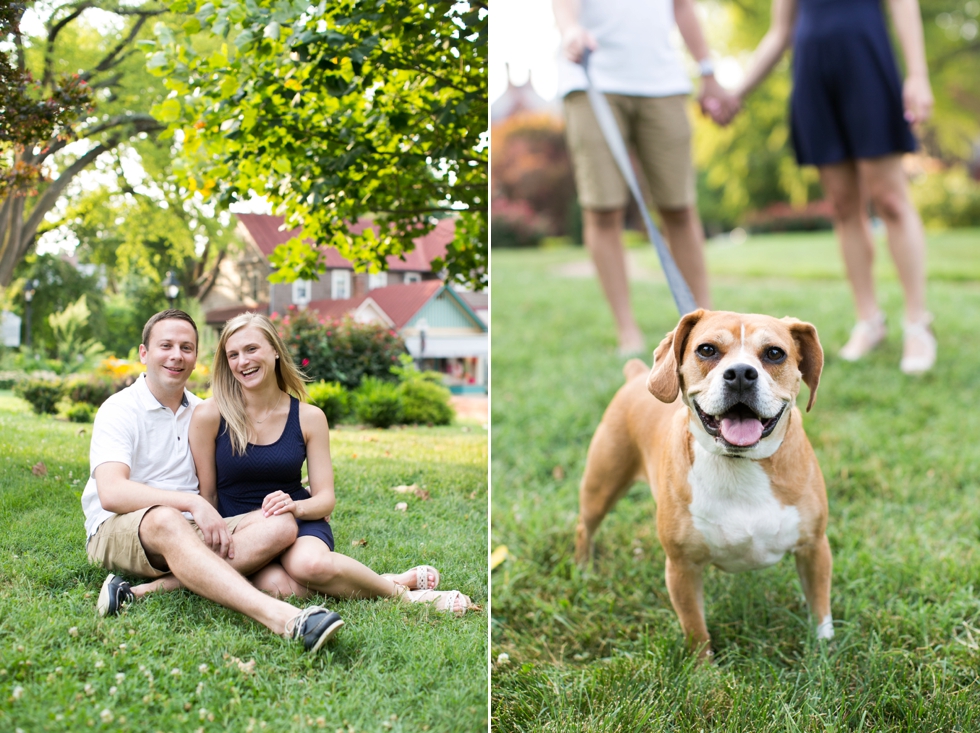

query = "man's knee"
[
  {"left": 658, "top": 205, "right": 695, "bottom": 227},
  {"left": 584, "top": 208, "right": 624, "bottom": 231},
  {"left": 140, "top": 506, "right": 193, "bottom": 544}
]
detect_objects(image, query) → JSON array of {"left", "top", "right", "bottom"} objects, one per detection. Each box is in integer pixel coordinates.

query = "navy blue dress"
[
  {"left": 790, "top": 0, "right": 917, "bottom": 166},
  {"left": 215, "top": 396, "right": 335, "bottom": 550}
]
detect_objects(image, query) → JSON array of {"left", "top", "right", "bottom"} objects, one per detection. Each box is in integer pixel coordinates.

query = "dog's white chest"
[{"left": 687, "top": 445, "right": 800, "bottom": 573}]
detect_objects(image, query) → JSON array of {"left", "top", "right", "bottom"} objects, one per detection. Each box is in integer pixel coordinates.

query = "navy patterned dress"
[
  {"left": 215, "top": 396, "right": 335, "bottom": 550},
  {"left": 790, "top": 0, "right": 917, "bottom": 166}
]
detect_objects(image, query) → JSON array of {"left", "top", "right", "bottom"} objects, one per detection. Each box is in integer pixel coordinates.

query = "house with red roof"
[{"left": 201, "top": 214, "right": 487, "bottom": 392}]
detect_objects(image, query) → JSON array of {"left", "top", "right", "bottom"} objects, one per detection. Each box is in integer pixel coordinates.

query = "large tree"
[
  {"left": 151, "top": 0, "right": 488, "bottom": 289},
  {"left": 0, "top": 0, "right": 167, "bottom": 288}
]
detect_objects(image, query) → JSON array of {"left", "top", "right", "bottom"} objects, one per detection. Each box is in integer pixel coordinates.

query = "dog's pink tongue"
[{"left": 720, "top": 415, "right": 763, "bottom": 446}]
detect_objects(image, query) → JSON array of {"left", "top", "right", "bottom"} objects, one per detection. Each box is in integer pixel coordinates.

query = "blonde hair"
[{"left": 212, "top": 312, "right": 309, "bottom": 455}]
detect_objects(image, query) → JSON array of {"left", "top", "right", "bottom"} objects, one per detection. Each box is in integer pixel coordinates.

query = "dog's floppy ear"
[
  {"left": 648, "top": 309, "right": 706, "bottom": 403},
  {"left": 783, "top": 317, "right": 824, "bottom": 412}
]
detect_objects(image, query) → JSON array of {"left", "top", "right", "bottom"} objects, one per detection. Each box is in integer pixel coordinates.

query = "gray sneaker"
[
  {"left": 286, "top": 606, "right": 344, "bottom": 653},
  {"left": 97, "top": 573, "right": 134, "bottom": 617}
]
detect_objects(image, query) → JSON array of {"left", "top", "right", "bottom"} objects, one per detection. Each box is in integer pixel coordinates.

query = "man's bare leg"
[
  {"left": 136, "top": 506, "right": 310, "bottom": 635},
  {"left": 129, "top": 510, "right": 297, "bottom": 599},
  {"left": 582, "top": 207, "right": 645, "bottom": 353},
  {"left": 658, "top": 205, "right": 712, "bottom": 309}
]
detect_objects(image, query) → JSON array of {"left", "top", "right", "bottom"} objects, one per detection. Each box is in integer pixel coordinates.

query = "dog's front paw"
[{"left": 816, "top": 615, "right": 834, "bottom": 640}]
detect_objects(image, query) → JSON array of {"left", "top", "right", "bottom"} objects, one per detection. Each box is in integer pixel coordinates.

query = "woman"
[
  {"left": 188, "top": 312, "right": 474, "bottom": 613},
  {"left": 724, "top": 0, "right": 935, "bottom": 373}
]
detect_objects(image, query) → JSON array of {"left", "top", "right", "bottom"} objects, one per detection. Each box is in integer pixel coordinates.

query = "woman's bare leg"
[
  {"left": 279, "top": 537, "right": 470, "bottom": 611},
  {"left": 857, "top": 155, "right": 929, "bottom": 323},
  {"left": 819, "top": 161, "right": 880, "bottom": 322}
]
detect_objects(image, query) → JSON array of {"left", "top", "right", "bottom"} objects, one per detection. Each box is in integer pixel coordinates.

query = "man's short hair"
[{"left": 142, "top": 310, "right": 199, "bottom": 348}]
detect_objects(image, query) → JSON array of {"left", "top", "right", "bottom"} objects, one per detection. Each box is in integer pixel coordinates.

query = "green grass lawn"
[
  {"left": 491, "top": 229, "right": 980, "bottom": 732},
  {"left": 0, "top": 393, "right": 488, "bottom": 732}
]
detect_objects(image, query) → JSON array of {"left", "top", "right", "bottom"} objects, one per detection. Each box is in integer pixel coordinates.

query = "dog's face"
[{"left": 648, "top": 310, "right": 823, "bottom": 458}]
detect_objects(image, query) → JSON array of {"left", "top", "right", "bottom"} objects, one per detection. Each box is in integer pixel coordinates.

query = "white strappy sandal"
[
  {"left": 839, "top": 312, "right": 887, "bottom": 362},
  {"left": 900, "top": 314, "right": 936, "bottom": 375}
]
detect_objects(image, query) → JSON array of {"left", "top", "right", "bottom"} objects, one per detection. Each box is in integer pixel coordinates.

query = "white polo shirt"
[
  {"left": 555, "top": 0, "right": 692, "bottom": 99},
  {"left": 81, "top": 374, "right": 203, "bottom": 540}
]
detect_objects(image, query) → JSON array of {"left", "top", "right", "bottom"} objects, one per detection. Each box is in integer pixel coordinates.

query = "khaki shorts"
[
  {"left": 563, "top": 91, "right": 696, "bottom": 211},
  {"left": 86, "top": 507, "right": 251, "bottom": 579}
]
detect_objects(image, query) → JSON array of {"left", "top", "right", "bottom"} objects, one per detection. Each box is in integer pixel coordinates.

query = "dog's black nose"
[{"left": 723, "top": 364, "right": 758, "bottom": 391}]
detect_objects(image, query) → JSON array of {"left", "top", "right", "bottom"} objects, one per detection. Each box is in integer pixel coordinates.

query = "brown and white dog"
[{"left": 575, "top": 309, "right": 833, "bottom": 657}]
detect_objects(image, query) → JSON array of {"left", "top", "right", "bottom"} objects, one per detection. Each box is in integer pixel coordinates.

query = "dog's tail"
[{"left": 623, "top": 358, "right": 648, "bottom": 382}]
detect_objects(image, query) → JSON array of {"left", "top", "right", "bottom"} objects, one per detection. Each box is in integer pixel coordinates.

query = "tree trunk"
[{"left": 0, "top": 114, "right": 162, "bottom": 287}]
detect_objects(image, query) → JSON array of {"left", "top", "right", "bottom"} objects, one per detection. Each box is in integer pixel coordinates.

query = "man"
[
  {"left": 81, "top": 309, "right": 342, "bottom": 653},
  {"left": 553, "top": 0, "right": 734, "bottom": 353}
]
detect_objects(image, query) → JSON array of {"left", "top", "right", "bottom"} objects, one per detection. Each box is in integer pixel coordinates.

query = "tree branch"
[
  {"left": 81, "top": 12, "right": 164, "bottom": 84},
  {"left": 43, "top": 3, "right": 96, "bottom": 88},
  {"left": 19, "top": 138, "right": 120, "bottom": 257},
  {"left": 37, "top": 113, "right": 162, "bottom": 163}
]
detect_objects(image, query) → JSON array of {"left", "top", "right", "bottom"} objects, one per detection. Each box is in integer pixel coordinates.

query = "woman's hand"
[
  {"left": 903, "top": 73, "right": 933, "bottom": 127},
  {"left": 262, "top": 490, "right": 299, "bottom": 518}
]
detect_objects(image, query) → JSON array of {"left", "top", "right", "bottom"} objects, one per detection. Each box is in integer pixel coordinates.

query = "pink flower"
[
  {"left": 270, "top": 312, "right": 279, "bottom": 319},
  {"left": 301, "top": 358, "right": 310, "bottom": 367}
]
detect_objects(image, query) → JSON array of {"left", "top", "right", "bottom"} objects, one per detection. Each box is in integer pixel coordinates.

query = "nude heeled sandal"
[
  {"left": 900, "top": 314, "right": 936, "bottom": 375},
  {"left": 838, "top": 312, "right": 887, "bottom": 362}
]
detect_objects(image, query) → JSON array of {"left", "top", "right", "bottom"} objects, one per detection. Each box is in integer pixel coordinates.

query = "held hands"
[
  {"left": 699, "top": 76, "right": 741, "bottom": 126},
  {"left": 191, "top": 498, "right": 235, "bottom": 560},
  {"left": 561, "top": 24, "right": 597, "bottom": 63},
  {"left": 262, "top": 490, "right": 299, "bottom": 518},
  {"left": 903, "top": 74, "right": 933, "bottom": 128}
]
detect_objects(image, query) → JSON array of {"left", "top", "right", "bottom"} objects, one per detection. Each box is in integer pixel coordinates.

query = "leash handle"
[{"left": 579, "top": 51, "right": 698, "bottom": 316}]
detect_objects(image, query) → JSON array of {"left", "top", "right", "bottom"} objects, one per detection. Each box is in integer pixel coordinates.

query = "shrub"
[
  {"left": 65, "top": 374, "right": 115, "bottom": 406},
  {"left": 353, "top": 377, "right": 404, "bottom": 428},
  {"left": 66, "top": 402, "right": 96, "bottom": 423},
  {"left": 14, "top": 378, "right": 64, "bottom": 414},
  {"left": 0, "top": 370, "right": 25, "bottom": 390},
  {"left": 391, "top": 355, "right": 454, "bottom": 425},
  {"left": 307, "top": 380, "right": 350, "bottom": 425},
  {"left": 744, "top": 200, "right": 834, "bottom": 234},
  {"left": 274, "top": 309, "right": 407, "bottom": 390},
  {"left": 911, "top": 166, "right": 980, "bottom": 229},
  {"left": 491, "top": 197, "right": 550, "bottom": 248},
  {"left": 399, "top": 379, "right": 454, "bottom": 425}
]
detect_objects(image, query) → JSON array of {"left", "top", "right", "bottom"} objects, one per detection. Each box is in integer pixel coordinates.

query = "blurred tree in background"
[{"left": 491, "top": 113, "right": 577, "bottom": 246}]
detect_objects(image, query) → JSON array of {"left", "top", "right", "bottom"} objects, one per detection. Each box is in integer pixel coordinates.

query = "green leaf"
[
  {"left": 146, "top": 52, "right": 169, "bottom": 70},
  {"left": 153, "top": 98, "right": 182, "bottom": 123}
]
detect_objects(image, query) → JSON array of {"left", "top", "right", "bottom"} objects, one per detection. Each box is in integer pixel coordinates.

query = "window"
[
  {"left": 331, "top": 270, "right": 351, "bottom": 300},
  {"left": 292, "top": 279, "right": 312, "bottom": 306},
  {"left": 404, "top": 272, "right": 422, "bottom": 284},
  {"left": 368, "top": 272, "right": 388, "bottom": 290}
]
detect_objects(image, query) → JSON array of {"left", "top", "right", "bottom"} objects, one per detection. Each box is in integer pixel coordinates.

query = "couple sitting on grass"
[{"left": 81, "top": 309, "right": 475, "bottom": 654}]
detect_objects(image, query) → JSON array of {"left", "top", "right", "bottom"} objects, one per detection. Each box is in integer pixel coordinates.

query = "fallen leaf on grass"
[
  {"left": 31, "top": 462, "right": 47, "bottom": 477},
  {"left": 225, "top": 656, "right": 255, "bottom": 675},
  {"left": 390, "top": 484, "right": 430, "bottom": 500},
  {"left": 552, "top": 465, "right": 565, "bottom": 481},
  {"left": 490, "top": 545, "right": 509, "bottom": 571},
  {"left": 351, "top": 538, "right": 368, "bottom": 547}
]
